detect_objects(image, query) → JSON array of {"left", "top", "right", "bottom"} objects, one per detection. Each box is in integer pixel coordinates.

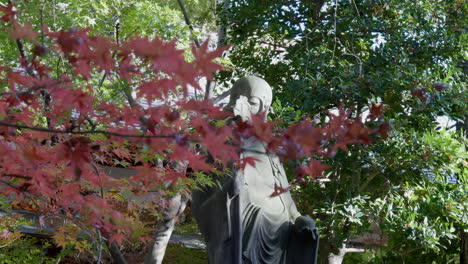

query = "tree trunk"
[
  {"left": 145, "top": 193, "right": 188, "bottom": 264},
  {"left": 328, "top": 253, "right": 345, "bottom": 264},
  {"left": 319, "top": 239, "right": 365, "bottom": 264},
  {"left": 106, "top": 241, "right": 128, "bottom": 264},
  {"left": 461, "top": 230, "right": 468, "bottom": 264}
]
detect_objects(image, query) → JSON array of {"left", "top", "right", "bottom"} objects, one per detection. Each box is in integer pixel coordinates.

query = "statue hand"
[{"left": 294, "top": 215, "right": 319, "bottom": 240}]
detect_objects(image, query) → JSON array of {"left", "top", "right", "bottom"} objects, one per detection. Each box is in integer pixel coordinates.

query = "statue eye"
[{"left": 249, "top": 98, "right": 261, "bottom": 105}]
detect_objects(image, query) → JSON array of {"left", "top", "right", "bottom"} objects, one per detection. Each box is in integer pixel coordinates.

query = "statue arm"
[
  {"left": 278, "top": 163, "right": 302, "bottom": 221},
  {"left": 285, "top": 190, "right": 301, "bottom": 221}
]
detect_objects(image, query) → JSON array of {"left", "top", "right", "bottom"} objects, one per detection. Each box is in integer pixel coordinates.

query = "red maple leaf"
[
  {"left": 7, "top": 70, "right": 36, "bottom": 89},
  {"left": 118, "top": 55, "right": 138, "bottom": 82},
  {"left": 60, "top": 137, "right": 93, "bottom": 167},
  {"left": 270, "top": 183, "right": 293, "bottom": 197},
  {"left": 169, "top": 146, "right": 213, "bottom": 172},
  {"left": 296, "top": 159, "right": 330, "bottom": 181},
  {"left": 327, "top": 103, "right": 352, "bottom": 138},
  {"left": 378, "top": 122, "right": 391, "bottom": 139},
  {"left": 191, "top": 39, "right": 230, "bottom": 79},
  {"left": 51, "top": 88, "right": 95, "bottom": 115},
  {"left": 240, "top": 156, "right": 260, "bottom": 171},
  {"left": 411, "top": 88, "right": 427, "bottom": 101},
  {"left": 87, "top": 36, "right": 116, "bottom": 73},
  {"left": 202, "top": 129, "right": 237, "bottom": 162},
  {"left": 250, "top": 112, "right": 276, "bottom": 143},
  {"left": 137, "top": 79, "right": 177, "bottom": 102},
  {"left": 22, "top": 144, "right": 44, "bottom": 161},
  {"left": 130, "top": 163, "right": 161, "bottom": 186},
  {"left": 49, "top": 28, "right": 90, "bottom": 55},
  {"left": 0, "top": 3, "right": 17, "bottom": 22},
  {"left": 286, "top": 120, "right": 324, "bottom": 154},
  {"left": 163, "top": 168, "right": 186, "bottom": 186},
  {"left": 111, "top": 148, "right": 132, "bottom": 161},
  {"left": 347, "top": 119, "right": 364, "bottom": 137},
  {"left": 368, "top": 102, "right": 384, "bottom": 120},
  {"left": 108, "top": 233, "right": 126, "bottom": 247},
  {"left": 73, "top": 59, "right": 92, "bottom": 78},
  {"left": 7, "top": 22, "right": 39, "bottom": 41}
]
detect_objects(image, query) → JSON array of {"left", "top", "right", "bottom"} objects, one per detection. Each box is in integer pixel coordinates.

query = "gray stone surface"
[{"left": 169, "top": 232, "right": 206, "bottom": 250}]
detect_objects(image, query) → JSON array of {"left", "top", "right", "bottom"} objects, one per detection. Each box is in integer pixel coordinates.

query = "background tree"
[{"left": 217, "top": 0, "right": 467, "bottom": 263}]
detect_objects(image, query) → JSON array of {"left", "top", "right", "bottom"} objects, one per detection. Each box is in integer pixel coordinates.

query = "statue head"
[{"left": 227, "top": 76, "right": 273, "bottom": 122}]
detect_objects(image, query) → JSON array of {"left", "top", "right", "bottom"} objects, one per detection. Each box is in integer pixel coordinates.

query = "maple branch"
[
  {"left": 97, "top": 21, "right": 120, "bottom": 92},
  {"left": 97, "top": 71, "right": 108, "bottom": 91},
  {"left": 96, "top": 228, "right": 103, "bottom": 264},
  {"left": 0, "top": 179, "right": 42, "bottom": 211},
  {"left": 0, "top": 80, "right": 71, "bottom": 97},
  {"left": 15, "top": 39, "right": 26, "bottom": 59},
  {"left": 84, "top": 116, "right": 97, "bottom": 131},
  {"left": 213, "top": 88, "right": 232, "bottom": 104},
  {"left": 2, "top": 174, "right": 32, "bottom": 180},
  {"left": 0, "top": 121, "right": 178, "bottom": 139},
  {"left": 0, "top": 179, "right": 19, "bottom": 190}
]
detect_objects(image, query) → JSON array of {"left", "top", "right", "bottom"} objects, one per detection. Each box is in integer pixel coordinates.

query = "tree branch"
[
  {"left": 2, "top": 174, "right": 32, "bottom": 180},
  {"left": 176, "top": 0, "right": 218, "bottom": 100},
  {"left": 0, "top": 121, "right": 178, "bottom": 139},
  {"left": 359, "top": 170, "right": 380, "bottom": 192},
  {"left": 0, "top": 79, "right": 72, "bottom": 97},
  {"left": 176, "top": 0, "right": 200, "bottom": 47}
]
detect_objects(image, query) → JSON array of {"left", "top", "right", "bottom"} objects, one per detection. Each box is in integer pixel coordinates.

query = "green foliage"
[
  {"left": 420, "top": 129, "right": 468, "bottom": 182},
  {"left": 362, "top": 181, "right": 465, "bottom": 264},
  {"left": 218, "top": 0, "right": 467, "bottom": 261},
  {"left": 173, "top": 219, "right": 200, "bottom": 236},
  {"left": 164, "top": 244, "right": 207, "bottom": 264},
  {"left": 0, "top": 237, "right": 69, "bottom": 264}
]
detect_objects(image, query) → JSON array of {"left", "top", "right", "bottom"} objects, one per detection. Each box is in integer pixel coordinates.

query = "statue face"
[
  {"left": 229, "top": 76, "right": 273, "bottom": 123},
  {"left": 233, "top": 95, "right": 267, "bottom": 122}
]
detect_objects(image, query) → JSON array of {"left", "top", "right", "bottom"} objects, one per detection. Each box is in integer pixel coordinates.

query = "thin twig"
[
  {"left": 0, "top": 236, "right": 21, "bottom": 248},
  {"left": 350, "top": 0, "right": 361, "bottom": 17},
  {"left": 331, "top": 0, "right": 338, "bottom": 62},
  {"left": 40, "top": 1, "right": 46, "bottom": 46},
  {"left": 176, "top": 0, "right": 219, "bottom": 100},
  {"left": 176, "top": 0, "right": 200, "bottom": 47}
]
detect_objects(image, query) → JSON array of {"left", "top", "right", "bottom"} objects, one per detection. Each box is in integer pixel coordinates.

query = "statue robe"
[
  {"left": 240, "top": 139, "right": 295, "bottom": 263},
  {"left": 192, "top": 139, "right": 318, "bottom": 264}
]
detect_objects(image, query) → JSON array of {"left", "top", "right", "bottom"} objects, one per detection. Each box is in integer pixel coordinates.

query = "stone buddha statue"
[{"left": 192, "top": 76, "right": 319, "bottom": 264}]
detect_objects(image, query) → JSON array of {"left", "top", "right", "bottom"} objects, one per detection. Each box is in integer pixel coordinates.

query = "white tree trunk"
[
  {"left": 144, "top": 193, "right": 188, "bottom": 264},
  {"left": 325, "top": 243, "right": 365, "bottom": 264}
]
